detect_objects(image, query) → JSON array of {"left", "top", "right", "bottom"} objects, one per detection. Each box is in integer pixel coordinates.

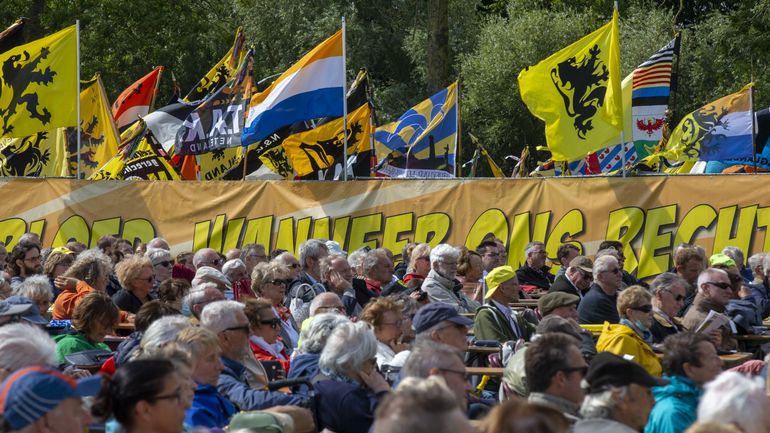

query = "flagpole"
[
  {"left": 76, "top": 20, "right": 81, "bottom": 179},
  {"left": 341, "top": 17, "right": 349, "bottom": 181},
  {"left": 455, "top": 80, "right": 461, "bottom": 177},
  {"left": 750, "top": 82, "right": 757, "bottom": 174}
]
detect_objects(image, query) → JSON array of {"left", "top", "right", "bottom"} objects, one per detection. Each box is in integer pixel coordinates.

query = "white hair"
[
  {"left": 309, "top": 292, "right": 343, "bottom": 316},
  {"left": 580, "top": 387, "right": 625, "bottom": 419},
  {"left": 298, "top": 313, "right": 350, "bottom": 354},
  {"left": 201, "top": 300, "right": 244, "bottom": 334},
  {"left": 145, "top": 247, "right": 171, "bottom": 263},
  {"left": 347, "top": 248, "right": 368, "bottom": 275},
  {"left": 698, "top": 371, "right": 770, "bottom": 433},
  {"left": 319, "top": 321, "right": 377, "bottom": 376},
  {"left": 524, "top": 241, "right": 545, "bottom": 256},
  {"left": 0, "top": 324, "right": 56, "bottom": 372},
  {"left": 429, "top": 244, "right": 459, "bottom": 266},
  {"left": 299, "top": 239, "right": 328, "bottom": 269},
  {"left": 697, "top": 268, "right": 729, "bottom": 294},
  {"left": 139, "top": 316, "right": 191, "bottom": 355},
  {"left": 593, "top": 255, "right": 618, "bottom": 274},
  {"left": 222, "top": 259, "right": 246, "bottom": 280},
  {"left": 192, "top": 266, "right": 231, "bottom": 290},
  {"left": 721, "top": 246, "right": 744, "bottom": 267},
  {"left": 594, "top": 248, "right": 620, "bottom": 261},
  {"left": 14, "top": 274, "right": 53, "bottom": 301},
  {"left": 182, "top": 282, "right": 221, "bottom": 316}
]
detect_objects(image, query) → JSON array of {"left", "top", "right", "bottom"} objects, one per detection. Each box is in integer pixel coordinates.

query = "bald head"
[{"left": 310, "top": 292, "right": 345, "bottom": 316}]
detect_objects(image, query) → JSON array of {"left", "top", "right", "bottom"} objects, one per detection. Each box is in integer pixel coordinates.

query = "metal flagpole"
[
  {"left": 750, "top": 82, "right": 757, "bottom": 173},
  {"left": 455, "top": 80, "right": 460, "bottom": 177},
  {"left": 614, "top": 1, "right": 625, "bottom": 178},
  {"left": 341, "top": 17, "right": 349, "bottom": 181},
  {"left": 76, "top": 21, "right": 81, "bottom": 179}
]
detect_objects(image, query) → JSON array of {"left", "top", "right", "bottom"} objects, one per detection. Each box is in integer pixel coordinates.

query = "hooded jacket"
[
  {"left": 595, "top": 321, "right": 662, "bottom": 376},
  {"left": 644, "top": 375, "right": 702, "bottom": 433}
]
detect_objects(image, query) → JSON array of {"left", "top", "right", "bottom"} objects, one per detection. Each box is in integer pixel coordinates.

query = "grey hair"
[
  {"left": 749, "top": 252, "right": 766, "bottom": 273},
  {"left": 524, "top": 241, "right": 545, "bottom": 256},
  {"left": 319, "top": 321, "right": 377, "bottom": 375},
  {"left": 402, "top": 341, "right": 463, "bottom": 379},
  {"left": 375, "top": 376, "right": 461, "bottom": 432},
  {"left": 14, "top": 274, "right": 53, "bottom": 301},
  {"left": 347, "top": 248, "right": 368, "bottom": 276},
  {"left": 201, "top": 300, "right": 244, "bottom": 334},
  {"left": 593, "top": 255, "right": 618, "bottom": 274},
  {"left": 580, "top": 387, "right": 626, "bottom": 419},
  {"left": 222, "top": 259, "right": 246, "bottom": 279},
  {"left": 721, "top": 246, "right": 745, "bottom": 267},
  {"left": 298, "top": 313, "right": 350, "bottom": 354},
  {"left": 309, "top": 292, "right": 343, "bottom": 316},
  {"left": 192, "top": 266, "right": 230, "bottom": 290},
  {"left": 182, "top": 282, "right": 220, "bottom": 313},
  {"left": 145, "top": 247, "right": 171, "bottom": 263},
  {"left": 594, "top": 248, "right": 620, "bottom": 260},
  {"left": 299, "top": 239, "right": 328, "bottom": 270},
  {"left": 192, "top": 248, "right": 219, "bottom": 269},
  {"left": 429, "top": 244, "right": 459, "bottom": 266},
  {"left": 697, "top": 371, "right": 770, "bottom": 433},
  {"left": 0, "top": 323, "right": 56, "bottom": 372},
  {"left": 362, "top": 249, "right": 389, "bottom": 277},
  {"left": 650, "top": 272, "right": 688, "bottom": 295},
  {"left": 138, "top": 315, "right": 191, "bottom": 355},
  {"left": 148, "top": 237, "right": 170, "bottom": 250},
  {"left": 760, "top": 254, "right": 770, "bottom": 276},
  {"left": 697, "top": 268, "right": 729, "bottom": 294},
  {"left": 407, "top": 243, "right": 431, "bottom": 273},
  {"left": 319, "top": 254, "right": 346, "bottom": 282}
]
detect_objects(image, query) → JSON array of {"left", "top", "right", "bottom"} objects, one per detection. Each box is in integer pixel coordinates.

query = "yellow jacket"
[{"left": 596, "top": 321, "right": 662, "bottom": 377}]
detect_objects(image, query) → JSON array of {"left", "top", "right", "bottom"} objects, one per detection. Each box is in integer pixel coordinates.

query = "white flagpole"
[
  {"left": 341, "top": 17, "right": 349, "bottom": 181},
  {"left": 76, "top": 20, "right": 81, "bottom": 179},
  {"left": 455, "top": 80, "right": 460, "bottom": 177}
]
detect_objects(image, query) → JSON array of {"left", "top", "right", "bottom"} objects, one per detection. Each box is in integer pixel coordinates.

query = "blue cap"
[
  {"left": 4, "top": 295, "right": 48, "bottom": 326},
  {"left": 412, "top": 302, "right": 473, "bottom": 334},
  {"left": 0, "top": 366, "right": 102, "bottom": 429}
]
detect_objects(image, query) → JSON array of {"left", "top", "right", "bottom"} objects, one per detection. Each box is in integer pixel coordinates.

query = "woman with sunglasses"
[
  {"left": 92, "top": 358, "right": 190, "bottom": 433},
  {"left": 595, "top": 285, "right": 662, "bottom": 376},
  {"left": 244, "top": 298, "right": 291, "bottom": 375},
  {"left": 147, "top": 247, "right": 174, "bottom": 286},
  {"left": 649, "top": 272, "right": 689, "bottom": 344},
  {"left": 113, "top": 255, "right": 156, "bottom": 314},
  {"left": 251, "top": 261, "right": 299, "bottom": 352}
]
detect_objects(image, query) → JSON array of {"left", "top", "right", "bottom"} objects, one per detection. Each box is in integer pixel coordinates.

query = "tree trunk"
[{"left": 426, "top": 0, "right": 449, "bottom": 94}]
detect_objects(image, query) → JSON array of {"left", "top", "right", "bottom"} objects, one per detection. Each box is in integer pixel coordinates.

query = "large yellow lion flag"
[
  {"left": 0, "top": 25, "right": 77, "bottom": 139},
  {"left": 518, "top": 10, "right": 622, "bottom": 162}
]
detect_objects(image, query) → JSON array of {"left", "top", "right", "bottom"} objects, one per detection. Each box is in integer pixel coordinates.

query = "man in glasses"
[
  {"left": 578, "top": 255, "right": 623, "bottom": 325},
  {"left": 682, "top": 268, "right": 738, "bottom": 352},
  {"left": 550, "top": 256, "right": 593, "bottom": 300},
  {"left": 525, "top": 332, "right": 588, "bottom": 424},
  {"left": 649, "top": 273, "right": 688, "bottom": 344},
  {"left": 515, "top": 241, "right": 554, "bottom": 293},
  {"left": 286, "top": 240, "right": 329, "bottom": 324},
  {"left": 8, "top": 241, "right": 43, "bottom": 288},
  {"left": 193, "top": 248, "right": 224, "bottom": 271}
]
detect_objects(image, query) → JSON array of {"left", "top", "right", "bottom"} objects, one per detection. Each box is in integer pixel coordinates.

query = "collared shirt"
[
  {"left": 568, "top": 276, "right": 583, "bottom": 299},
  {"left": 528, "top": 392, "right": 581, "bottom": 424},
  {"left": 491, "top": 299, "right": 521, "bottom": 340}
]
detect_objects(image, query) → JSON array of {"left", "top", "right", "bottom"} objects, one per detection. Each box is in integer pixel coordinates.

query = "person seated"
[
  {"left": 360, "top": 297, "right": 408, "bottom": 369},
  {"left": 423, "top": 244, "right": 479, "bottom": 313},
  {"left": 315, "top": 321, "right": 392, "bottom": 433},
  {"left": 480, "top": 399, "right": 569, "bottom": 433},
  {"left": 112, "top": 255, "right": 156, "bottom": 314},
  {"left": 515, "top": 241, "right": 554, "bottom": 292},
  {"left": 474, "top": 265, "right": 535, "bottom": 343},
  {"left": 54, "top": 292, "right": 119, "bottom": 365},
  {"left": 288, "top": 313, "right": 351, "bottom": 394},
  {"left": 649, "top": 273, "right": 688, "bottom": 344},
  {"left": 456, "top": 248, "right": 483, "bottom": 304},
  {"left": 401, "top": 243, "right": 432, "bottom": 290},
  {"left": 0, "top": 323, "right": 57, "bottom": 383},
  {"left": 578, "top": 255, "right": 622, "bottom": 324},
  {"left": 252, "top": 261, "right": 299, "bottom": 351},
  {"left": 596, "top": 286, "right": 662, "bottom": 376},
  {"left": 42, "top": 247, "right": 75, "bottom": 300},
  {"left": 550, "top": 256, "right": 593, "bottom": 299},
  {"left": 682, "top": 268, "right": 738, "bottom": 353},
  {"left": 694, "top": 371, "right": 770, "bottom": 433},
  {"left": 244, "top": 298, "right": 291, "bottom": 375},
  {"left": 52, "top": 250, "right": 117, "bottom": 320},
  {"left": 14, "top": 275, "right": 54, "bottom": 319}
]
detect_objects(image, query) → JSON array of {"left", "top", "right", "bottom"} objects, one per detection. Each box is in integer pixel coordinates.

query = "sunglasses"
[
  {"left": 203, "top": 258, "right": 223, "bottom": 266},
  {"left": 225, "top": 325, "right": 250, "bottom": 333},
  {"left": 603, "top": 268, "right": 621, "bottom": 274},
  {"left": 259, "top": 319, "right": 281, "bottom": 329},
  {"left": 706, "top": 281, "right": 732, "bottom": 291},
  {"left": 154, "top": 260, "right": 173, "bottom": 267},
  {"left": 631, "top": 304, "right": 653, "bottom": 313},
  {"left": 269, "top": 279, "right": 293, "bottom": 286},
  {"left": 662, "top": 289, "right": 685, "bottom": 301}
]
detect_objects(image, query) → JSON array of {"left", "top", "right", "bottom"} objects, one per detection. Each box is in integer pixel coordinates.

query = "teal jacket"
[{"left": 644, "top": 375, "right": 702, "bottom": 433}]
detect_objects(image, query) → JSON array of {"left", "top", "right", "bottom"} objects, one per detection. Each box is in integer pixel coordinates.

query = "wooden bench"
[
  {"left": 719, "top": 352, "right": 753, "bottom": 368},
  {"left": 465, "top": 366, "right": 504, "bottom": 377},
  {"left": 465, "top": 346, "right": 500, "bottom": 355}
]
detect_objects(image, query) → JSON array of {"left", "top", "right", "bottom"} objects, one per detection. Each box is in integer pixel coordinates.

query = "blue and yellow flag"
[
  {"left": 373, "top": 81, "right": 458, "bottom": 178},
  {"left": 0, "top": 25, "right": 77, "bottom": 139},
  {"left": 518, "top": 10, "right": 622, "bottom": 161}
]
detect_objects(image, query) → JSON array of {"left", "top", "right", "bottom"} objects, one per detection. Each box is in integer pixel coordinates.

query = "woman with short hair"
[
  {"left": 43, "top": 247, "right": 75, "bottom": 299},
  {"left": 360, "top": 296, "right": 406, "bottom": 369},
  {"left": 146, "top": 247, "right": 174, "bottom": 286},
  {"left": 15, "top": 274, "right": 54, "bottom": 318},
  {"left": 54, "top": 292, "right": 119, "bottom": 364},
  {"left": 251, "top": 261, "right": 298, "bottom": 351},
  {"left": 243, "top": 298, "right": 290, "bottom": 375},
  {"left": 52, "top": 249, "right": 114, "bottom": 320},
  {"left": 113, "top": 255, "right": 156, "bottom": 314}
]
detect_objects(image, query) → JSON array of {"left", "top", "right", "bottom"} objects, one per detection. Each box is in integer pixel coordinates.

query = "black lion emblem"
[
  {"left": 550, "top": 44, "right": 609, "bottom": 139},
  {"left": 0, "top": 47, "right": 56, "bottom": 135},
  {"left": 0, "top": 132, "right": 52, "bottom": 176}
]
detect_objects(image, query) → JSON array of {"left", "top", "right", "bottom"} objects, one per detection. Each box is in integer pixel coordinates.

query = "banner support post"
[{"left": 341, "top": 17, "right": 349, "bottom": 181}]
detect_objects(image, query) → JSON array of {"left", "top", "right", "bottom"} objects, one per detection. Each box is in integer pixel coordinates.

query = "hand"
[
  {"left": 265, "top": 406, "right": 315, "bottom": 433},
  {"left": 328, "top": 270, "right": 352, "bottom": 291},
  {"left": 390, "top": 340, "right": 410, "bottom": 353},
  {"left": 54, "top": 276, "right": 78, "bottom": 291},
  {"left": 709, "top": 330, "right": 723, "bottom": 348},
  {"left": 63, "top": 366, "right": 91, "bottom": 379},
  {"left": 358, "top": 368, "right": 391, "bottom": 394}
]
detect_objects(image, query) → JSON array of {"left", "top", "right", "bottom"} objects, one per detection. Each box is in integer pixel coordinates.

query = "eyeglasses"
[
  {"left": 602, "top": 268, "right": 621, "bottom": 274},
  {"left": 662, "top": 289, "right": 685, "bottom": 301},
  {"left": 706, "top": 281, "right": 732, "bottom": 291},
  {"left": 201, "top": 258, "right": 223, "bottom": 267},
  {"left": 560, "top": 366, "right": 588, "bottom": 377},
  {"left": 440, "top": 261, "right": 457, "bottom": 266},
  {"left": 248, "top": 254, "right": 267, "bottom": 260},
  {"left": 579, "top": 270, "right": 593, "bottom": 279},
  {"left": 532, "top": 250, "right": 547, "bottom": 255},
  {"left": 381, "top": 319, "right": 404, "bottom": 328},
  {"left": 224, "top": 325, "right": 250, "bottom": 334},
  {"left": 259, "top": 319, "right": 281, "bottom": 329},
  {"left": 631, "top": 304, "right": 653, "bottom": 313},
  {"left": 268, "top": 279, "right": 293, "bottom": 286},
  {"left": 152, "top": 389, "right": 182, "bottom": 404},
  {"left": 154, "top": 260, "right": 173, "bottom": 267},
  {"left": 316, "top": 306, "right": 345, "bottom": 314},
  {"left": 416, "top": 256, "right": 430, "bottom": 261},
  {"left": 484, "top": 253, "right": 500, "bottom": 258},
  {"left": 438, "top": 367, "right": 469, "bottom": 379}
]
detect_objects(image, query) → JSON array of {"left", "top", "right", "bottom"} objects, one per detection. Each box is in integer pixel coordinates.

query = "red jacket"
[{"left": 248, "top": 339, "right": 290, "bottom": 375}]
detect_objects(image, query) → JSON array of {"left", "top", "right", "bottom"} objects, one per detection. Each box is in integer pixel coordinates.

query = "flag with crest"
[
  {"left": 0, "top": 25, "right": 77, "bottom": 139},
  {"left": 518, "top": 10, "right": 622, "bottom": 161},
  {"left": 0, "top": 129, "right": 68, "bottom": 176},
  {"left": 111, "top": 66, "right": 162, "bottom": 130},
  {"left": 91, "top": 126, "right": 179, "bottom": 180},
  {"left": 67, "top": 74, "right": 120, "bottom": 177},
  {"left": 185, "top": 28, "right": 245, "bottom": 102}
]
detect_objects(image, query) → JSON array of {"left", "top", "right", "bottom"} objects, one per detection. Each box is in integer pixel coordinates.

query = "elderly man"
[
  {"left": 538, "top": 292, "right": 597, "bottom": 361},
  {"left": 515, "top": 241, "right": 554, "bottom": 292},
  {"left": 240, "top": 244, "right": 268, "bottom": 275},
  {"left": 649, "top": 273, "right": 688, "bottom": 344},
  {"left": 401, "top": 341, "right": 473, "bottom": 413},
  {"left": 423, "top": 244, "right": 478, "bottom": 314},
  {"left": 748, "top": 253, "right": 765, "bottom": 285},
  {"left": 193, "top": 248, "right": 224, "bottom": 271},
  {"left": 577, "top": 255, "right": 622, "bottom": 324},
  {"left": 598, "top": 240, "right": 648, "bottom": 289},
  {"left": 550, "top": 256, "right": 593, "bottom": 299},
  {"left": 573, "top": 352, "right": 665, "bottom": 433},
  {"left": 286, "top": 240, "right": 329, "bottom": 324},
  {"left": 0, "top": 366, "right": 98, "bottom": 433},
  {"left": 319, "top": 254, "right": 361, "bottom": 316},
  {"left": 148, "top": 237, "right": 170, "bottom": 250},
  {"left": 8, "top": 242, "right": 43, "bottom": 288},
  {"left": 555, "top": 244, "right": 581, "bottom": 279},
  {"left": 200, "top": 300, "right": 304, "bottom": 410},
  {"left": 644, "top": 332, "right": 722, "bottom": 433},
  {"left": 0, "top": 323, "right": 57, "bottom": 382},
  {"left": 183, "top": 283, "right": 226, "bottom": 319},
  {"left": 682, "top": 268, "right": 738, "bottom": 352},
  {"left": 525, "top": 332, "right": 588, "bottom": 424},
  {"left": 474, "top": 266, "right": 535, "bottom": 343}
]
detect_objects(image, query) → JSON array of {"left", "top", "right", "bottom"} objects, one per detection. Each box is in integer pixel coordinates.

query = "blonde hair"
[
  {"left": 407, "top": 243, "right": 431, "bottom": 273},
  {"left": 360, "top": 296, "right": 402, "bottom": 329},
  {"left": 250, "top": 261, "right": 291, "bottom": 295},
  {"left": 175, "top": 326, "right": 219, "bottom": 358},
  {"left": 115, "top": 254, "right": 153, "bottom": 289},
  {"left": 617, "top": 285, "right": 652, "bottom": 319}
]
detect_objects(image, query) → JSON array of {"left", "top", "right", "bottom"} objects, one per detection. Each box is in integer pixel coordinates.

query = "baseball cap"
[
  {"left": 412, "top": 302, "right": 473, "bottom": 334},
  {"left": 0, "top": 366, "right": 102, "bottom": 430},
  {"left": 583, "top": 352, "right": 668, "bottom": 394},
  {"left": 538, "top": 292, "right": 580, "bottom": 317},
  {"left": 569, "top": 256, "right": 593, "bottom": 273},
  {"left": 4, "top": 295, "right": 48, "bottom": 325},
  {"left": 709, "top": 253, "right": 736, "bottom": 268},
  {"left": 484, "top": 266, "right": 516, "bottom": 299}
]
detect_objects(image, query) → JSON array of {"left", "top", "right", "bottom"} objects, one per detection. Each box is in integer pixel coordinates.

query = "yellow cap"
[{"left": 484, "top": 265, "right": 516, "bottom": 299}]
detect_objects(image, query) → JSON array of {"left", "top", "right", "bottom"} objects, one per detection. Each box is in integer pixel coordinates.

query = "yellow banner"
[{"left": 3, "top": 176, "right": 770, "bottom": 281}]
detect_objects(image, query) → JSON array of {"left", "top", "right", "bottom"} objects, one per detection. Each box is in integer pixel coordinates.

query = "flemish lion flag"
[
  {"left": 282, "top": 103, "right": 372, "bottom": 176},
  {"left": 0, "top": 25, "right": 77, "bottom": 138},
  {"left": 68, "top": 75, "right": 120, "bottom": 177},
  {"left": 518, "top": 10, "right": 622, "bottom": 161}
]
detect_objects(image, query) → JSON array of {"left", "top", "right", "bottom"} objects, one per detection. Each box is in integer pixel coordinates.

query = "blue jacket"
[
  {"left": 644, "top": 375, "right": 702, "bottom": 433},
  {"left": 287, "top": 352, "right": 320, "bottom": 395},
  {"left": 185, "top": 383, "right": 236, "bottom": 429},
  {"left": 577, "top": 284, "right": 619, "bottom": 324},
  {"left": 315, "top": 377, "right": 387, "bottom": 433},
  {"left": 218, "top": 356, "right": 304, "bottom": 410}
]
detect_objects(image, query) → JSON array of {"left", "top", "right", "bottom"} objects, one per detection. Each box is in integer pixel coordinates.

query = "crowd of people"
[{"left": 1, "top": 233, "right": 770, "bottom": 433}]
